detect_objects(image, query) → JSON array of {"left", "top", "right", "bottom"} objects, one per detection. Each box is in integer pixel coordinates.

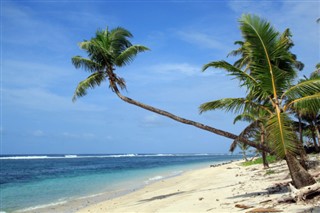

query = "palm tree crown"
[{"left": 71, "top": 27, "right": 149, "bottom": 101}]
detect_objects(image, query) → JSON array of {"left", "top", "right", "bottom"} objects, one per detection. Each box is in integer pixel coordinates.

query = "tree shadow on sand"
[{"left": 138, "top": 191, "right": 186, "bottom": 203}]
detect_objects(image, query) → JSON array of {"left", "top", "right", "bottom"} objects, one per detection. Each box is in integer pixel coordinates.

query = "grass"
[
  {"left": 265, "top": 169, "right": 275, "bottom": 175},
  {"left": 241, "top": 155, "right": 278, "bottom": 166}
]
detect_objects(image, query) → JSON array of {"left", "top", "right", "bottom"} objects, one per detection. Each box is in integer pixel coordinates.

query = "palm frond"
[
  {"left": 283, "top": 78, "right": 320, "bottom": 113},
  {"left": 286, "top": 94, "right": 320, "bottom": 113},
  {"left": 72, "top": 56, "right": 102, "bottom": 72},
  {"left": 230, "top": 120, "right": 260, "bottom": 152},
  {"left": 265, "top": 113, "right": 298, "bottom": 158},
  {"left": 115, "top": 45, "right": 150, "bottom": 67},
  {"left": 72, "top": 72, "right": 106, "bottom": 102},
  {"left": 199, "top": 98, "right": 272, "bottom": 115},
  {"left": 239, "top": 14, "right": 297, "bottom": 101},
  {"left": 233, "top": 113, "right": 256, "bottom": 124},
  {"left": 202, "top": 60, "right": 258, "bottom": 85}
]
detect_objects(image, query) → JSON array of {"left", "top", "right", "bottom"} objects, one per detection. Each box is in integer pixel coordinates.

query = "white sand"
[{"left": 77, "top": 159, "right": 320, "bottom": 213}]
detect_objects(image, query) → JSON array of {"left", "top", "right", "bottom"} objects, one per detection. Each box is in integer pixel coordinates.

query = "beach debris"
[
  {"left": 198, "top": 197, "right": 204, "bottom": 201},
  {"left": 259, "top": 199, "right": 272, "bottom": 204},
  {"left": 274, "top": 182, "right": 320, "bottom": 204},
  {"left": 235, "top": 204, "right": 253, "bottom": 209},
  {"left": 246, "top": 207, "right": 282, "bottom": 212},
  {"left": 289, "top": 182, "right": 320, "bottom": 202}
]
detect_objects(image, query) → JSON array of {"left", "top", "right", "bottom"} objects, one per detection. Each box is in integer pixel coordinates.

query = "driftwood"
[
  {"left": 269, "top": 182, "right": 320, "bottom": 204},
  {"left": 289, "top": 182, "right": 320, "bottom": 202},
  {"left": 246, "top": 208, "right": 282, "bottom": 213},
  {"left": 235, "top": 204, "right": 253, "bottom": 209}
]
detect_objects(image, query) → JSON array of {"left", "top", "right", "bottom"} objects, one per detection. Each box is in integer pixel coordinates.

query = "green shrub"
[{"left": 241, "top": 155, "right": 278, "bottom": 166}]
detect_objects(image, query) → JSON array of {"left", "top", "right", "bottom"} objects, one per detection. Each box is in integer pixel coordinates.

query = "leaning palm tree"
[
  {"left": 200, "top": 14, "right": 320, "bottom": 188},
  {"left": 71, "top": 27, "right": 271, "bottom": 154}
]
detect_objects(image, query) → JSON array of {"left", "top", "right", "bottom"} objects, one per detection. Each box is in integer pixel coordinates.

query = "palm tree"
[
  {"left": 71, "top": 27, "right": 271, "bottom": 154},
  {"left": 231, "top": 111, "right": 270, "bottom": 168},
  {"left": 293, "top": 67, "right": 320, "bottom": 152},
  {"left": 200, "top": 14, "right": 320, "bottom": 188}
]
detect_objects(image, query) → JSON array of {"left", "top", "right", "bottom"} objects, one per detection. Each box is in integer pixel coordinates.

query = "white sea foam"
[
  {"left": 0, "top": 156, "right": 49, "bottom": 160},
  {"left": 144, "top": 175, "right": 164, "bottom": 184},
  {"left": 107, "top": 154, "right": 137, "bottom": 158},
  {"left": 149, "top": 175, "right": 164, "bottom": 181},
  {"left": 64, "top": 155, "right": 78, "bottom": 158},
  {"left": 16, "top": 200, "right": 67, "bottom": 212},
  {"left": 0, "top": 153, "right": 224, "bottom": 160}
]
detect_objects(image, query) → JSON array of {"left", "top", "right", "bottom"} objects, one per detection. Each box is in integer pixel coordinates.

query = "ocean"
[{"left": 0, "top": 154, "right": 242, "bottom": 212}]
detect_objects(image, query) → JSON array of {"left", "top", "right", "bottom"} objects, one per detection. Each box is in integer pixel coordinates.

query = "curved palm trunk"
[
  {"left": 286, "top": 153, "right": 316, "bottom": 189},
  {"left": 111, "top": 85, "right": 271, "bottom": 153},
  {"left": 112, "top": 85, "right": 316, "bottom": 189}
]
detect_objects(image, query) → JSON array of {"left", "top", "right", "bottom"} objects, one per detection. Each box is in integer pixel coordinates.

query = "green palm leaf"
[
  {"left": 203, "top": 60, "right": 258, "bottom": 85},
  {"left": 288, "top": 94, "right": 320, "bottom": 113},
  {"left": 72, "top": 26, "right": 149, "bottom": 102},
  {"left": 71, "top": 56, "right": 102, "bottom": 72},
  {"left": 115, "top": 45, "right": 150, "bottom": 67},
  {"left": 265, "top": 113, "right": 298, "bottom": 158},
  {"left": 282, "top": 79, "right": 320, "bottom": 101},
  {"left": 72, "top": 72, "right": 106, "bottom": 102},
  {"left": 230, "top": 120, "right": 260, "bottom": 152},
  {"left": 199, "top": 98, "right": 272, "bottom": 114}
]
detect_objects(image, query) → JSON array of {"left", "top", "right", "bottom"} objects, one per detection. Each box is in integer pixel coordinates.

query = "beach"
[{"left": 77, "top": 159, "right": 320, "bottom": 213}]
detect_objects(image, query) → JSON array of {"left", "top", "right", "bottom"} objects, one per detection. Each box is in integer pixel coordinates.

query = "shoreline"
[
  {"left": 20, "top": 160, "right": 236, "bottom": 213},
  {"left": 76, "top": 158, "right": 320, "bottom": 213}
]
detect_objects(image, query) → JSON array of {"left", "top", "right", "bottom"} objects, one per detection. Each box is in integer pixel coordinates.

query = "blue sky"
[{"left": 1, "top": 0, "right": 319, "bottom": 154}]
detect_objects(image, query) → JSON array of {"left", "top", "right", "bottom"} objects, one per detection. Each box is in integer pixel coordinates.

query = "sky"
[{"left": 1, "top": 0, "right": 319, "bottom": 155}]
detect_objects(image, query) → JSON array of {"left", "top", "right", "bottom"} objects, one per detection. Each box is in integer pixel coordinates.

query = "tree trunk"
[
  {"left": 285, "top": 153, "right": 316, "bottom": 189},
  {"left": 315, "top": 126, "right": 320, "bottom": 153},
  {"left": 260, "top": 124, "right": 269, "bottom": 169},
  {"left": 297, "top": 116, "right": 308, "bottom": 170},
  {"left": 111, "top": 85, "right": 317, "bottom": 189},
  {"left": 111, "top": 85, "right": 271, "bottom": 153},
  {"left": 311, "top": 130, "right": 320, "bottom": 152},
  {"left": 298, "top": 116, "right": 303, "bottom": 145}
]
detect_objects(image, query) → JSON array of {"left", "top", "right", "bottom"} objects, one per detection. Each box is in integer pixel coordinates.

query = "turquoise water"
[{"left": 0, "top": 154, "right": 242, "bottom": 212}]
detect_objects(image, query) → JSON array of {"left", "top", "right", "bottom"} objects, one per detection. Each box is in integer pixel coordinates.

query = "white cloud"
[
  {"left": 176, "top": 31, "right": 227, "bottom": 50},
  {"left": 141, "top": 114, "right": 165, "bottom": 127},
  {"left": 152, "top": 63, "right": 200, "bottom": 76},
  {"left": 145, "top": 63, "right": 222, "bottom": 81}
]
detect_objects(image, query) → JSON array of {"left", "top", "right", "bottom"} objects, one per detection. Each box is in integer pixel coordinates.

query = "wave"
[
  {"left": 0, "top": 153, "right": 232, "bottom": 160},
  {"left": 0, "top": 156, "right": 50, "bottom": 160},
  {"left": 16, "top": 200, "right": 67, "bottom": 212},
  {"left": 64, "top": 155, "right": 78, "bottom": 158}
]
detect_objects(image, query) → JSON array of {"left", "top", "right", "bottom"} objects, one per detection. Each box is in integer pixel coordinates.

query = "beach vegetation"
[
  {"left": 265, "top": 169, "right": 276, "bottom": 175},
  {"left": 242, "top": 155, "right": 278, "bottom": 167},
  {"left": 230, "top": 110, "right": 270, "bottom": 168},
  {"left": 200, "top": 14, "right": 320, "bottom": 188}
]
